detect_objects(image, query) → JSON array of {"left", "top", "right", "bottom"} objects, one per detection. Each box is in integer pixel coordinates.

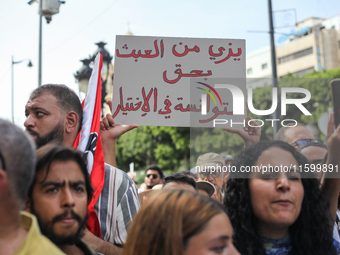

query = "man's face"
[
  {"left": 284, "top": 126, "right": 314, "bottom": 151},
  {"left": 24, "top": 93, "right": 65, "bottom": 148},
  {"left": 145, "top": 170, "right": 162, "bottom": 188},
  {"left": 30, "top": 160, "right": 88, "bottom": 245}
]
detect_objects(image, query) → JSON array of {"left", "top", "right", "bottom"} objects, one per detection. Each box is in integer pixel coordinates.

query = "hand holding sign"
[
  {"left": 100, "top": 99, "right": 138, "bottom": 166},
  {"left": 100, "top": 100, "right": 138, "bottom": 138}
]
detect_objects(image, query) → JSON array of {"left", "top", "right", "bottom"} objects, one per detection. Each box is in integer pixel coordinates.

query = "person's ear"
[
  {"left": 0, "top": 169, "right": 8, "bottom": 199},
  {"left": 24, "top": 197, "right": 31, "bottom": 212},
  {"left": 65, "top": 111, "right": 79, "bottom": 134}
]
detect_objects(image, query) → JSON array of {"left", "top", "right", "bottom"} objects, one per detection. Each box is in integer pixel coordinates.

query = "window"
[
  {"left": 278, "top": 47, "right": 313, "bottom": 64},
  {"left": 247, "top": 68, "right": 252, "bottom": 75},
  {"left": 261, "top": 63, "right": 268, "bottom": 70},
  {"left": 281, "top": 67, "right": 315, "bottom": 78}
]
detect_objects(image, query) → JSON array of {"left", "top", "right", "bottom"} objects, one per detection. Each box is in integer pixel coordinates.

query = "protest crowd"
[{"left": 2, "top": 80, "right": 340, "bottom": 255}]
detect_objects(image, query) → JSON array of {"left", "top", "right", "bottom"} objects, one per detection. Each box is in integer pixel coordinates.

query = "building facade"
[{"left": 246, "top": 15, "right": 340, "bottom": 79}]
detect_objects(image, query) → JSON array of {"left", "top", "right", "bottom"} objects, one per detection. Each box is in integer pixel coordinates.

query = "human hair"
[
  {"left": 300, "top": 141, "right": 327, "bottom": 151},
  {"left": 29, "top": 84, "right": 83, "bottom": 132},
  {"left": 123, "top": 189, "right": 226, "bottom": 255},
  {"left": 28, "top": 144, "right": 93, "bottom": 203},
  {"left": 224, "top": 140, "right": 336, "bottom": 255},
  {"left": 0, "top": 119, "right": 36, "bottom": 202},
  {"left": 163, "top": 172, "right": 197, "bottom": 190},
  {"left": 180, "top": 170, "right": 196, "bottom": 180},
  {"left": 275, "top": 123, "right": 306, "bottom": 142},
  {"left": 146, "top": 164, "right": 164, "bottom": 180}
]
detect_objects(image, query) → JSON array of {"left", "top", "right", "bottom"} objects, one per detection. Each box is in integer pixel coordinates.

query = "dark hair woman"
[{"left": 225, "top": 140, "right": 340, "bottom": 255}]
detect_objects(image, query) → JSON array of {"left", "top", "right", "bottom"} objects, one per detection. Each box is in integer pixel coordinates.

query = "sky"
[{"left": 0, "top": 0, "right": 339, "bottom": 127}]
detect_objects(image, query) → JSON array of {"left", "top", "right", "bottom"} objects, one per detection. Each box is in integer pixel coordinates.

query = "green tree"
[
  {"left": 116, "top": 126, "right": 190, "bottom": 171},
  {"left": 249, "top": 68, "right": 340, "bottom": 141}
]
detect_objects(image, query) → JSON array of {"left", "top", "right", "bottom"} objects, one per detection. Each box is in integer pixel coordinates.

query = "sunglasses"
[
  {"left": 290, "top": 139, "right": 319, "bottom": 149},
  {"left": 198, "top": 170, "right": 223, "bottom": 179},
  {"left": 146, "top": 174, "right": 159, "bottom": 179},
  {"left": 0, "top": 150, "right": 6, "bottom": 171}
]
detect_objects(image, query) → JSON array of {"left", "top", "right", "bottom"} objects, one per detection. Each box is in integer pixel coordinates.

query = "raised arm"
[
  {"left": 322, "top": 113, "right": 340, "bottom": 224},
  {"left": 223, "top": 116, "right": 261, "bottom": 148},
  {"left": 100, "top": 100, "right": 138, "bottom": 167}
]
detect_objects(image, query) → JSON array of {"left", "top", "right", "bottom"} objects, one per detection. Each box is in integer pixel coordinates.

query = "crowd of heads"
[
  {"left": 1, "top": 84, "right": 99, "bottom": 255},
  {"left": 0, "top": 118, "right": 94, "bottom": 254},
  {"left": 1, "top": 83, "right": 339, "bottom": 255}
]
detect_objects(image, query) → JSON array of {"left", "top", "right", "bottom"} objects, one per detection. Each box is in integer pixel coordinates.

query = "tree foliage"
[
  {"left": 246, "top": 69, "right": 340, "bottom": 141},
  {"left": 116, "top": 126, "right": 190, "bottom": 171}
]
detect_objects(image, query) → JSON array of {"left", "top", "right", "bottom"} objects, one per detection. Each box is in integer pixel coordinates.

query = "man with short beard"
[
  {"left": 24, "top": 84, "right": 140, "bottom": 255},
  {"left": 24, "top": 85, "right": 82, "bottom": 149},
  {"left": 26, "top": 144, "right": 100, "bottom": 255}
]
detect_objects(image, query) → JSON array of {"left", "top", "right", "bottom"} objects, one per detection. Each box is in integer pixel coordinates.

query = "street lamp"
[
  {"left": 90, "top": 42, "right": 113, "bottom": 114},
  {"left": 11, "top": 56, "right": 33, "bottom": 123},
  {"left": 268, "top": 0, "right": 280, "bottom": 138},
  {"left": 75, "top": 42, "right": 113, "bottom": 116},
  {"left": 74, "top": 58, "right": 92, "bottom": 95},
  {"left": 28, "top": 0, "right": 65, "bottom": 87},
  {"left": 90, "top": 42, "right": 113, "bottom": 76}
]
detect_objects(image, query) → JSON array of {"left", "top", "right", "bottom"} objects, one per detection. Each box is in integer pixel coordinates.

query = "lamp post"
[
  {"left": 11, "top": 56, "right": 33, "bottom": 123},
  {"left": 38, "top": 0, "right": 42, "bottom": 87},
  {"left": 90, "top": 42, "right": 113, "bottom": 114},
  {"left": 74, "top": 58, "right": 92, "bottom": 96},
  {"left": 28, "top": 0, "right": 65, "bottom": 87},
  {"left": 268, "top": 0, "right": 280, "bottom": 138},
  {"left": 75, "top": 42, "right": 113, "bottom": 116}
]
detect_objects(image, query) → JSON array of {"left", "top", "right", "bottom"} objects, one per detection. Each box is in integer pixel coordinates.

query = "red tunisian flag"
[{"left": 73, "top": 53, "right": 105, "bottom": 238}]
